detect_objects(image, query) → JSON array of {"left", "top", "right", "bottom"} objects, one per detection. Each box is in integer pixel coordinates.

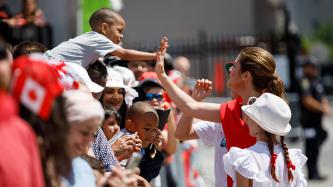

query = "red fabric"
[
  {"left": 138, "top": 71, "right": 159, "bottom": 81},
  {"left": 11, "top": 56, "right": 63, "bottom": 120},
  {"left": 219, "top": 97, "right": 256, "bottom": 187},
  {"left": 0, "top": 91, "right": 44, "bottom": 187},
  {"left": 214, "top": 62, "right": 224, "bottom": 96}
]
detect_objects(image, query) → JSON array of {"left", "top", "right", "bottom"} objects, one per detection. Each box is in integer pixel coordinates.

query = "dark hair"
[
  {"left": 281, "top": 136, "right": 294, "bottom": 182},
  {"left": 0, "top": 41, "right": 12, "bottom": 60},
  {"left": 104, "top": 107, "right": 121, "bottom": 125},
  {"left": 238, "top": 47, "right": 286, "bottom": 99},
  {"left": 99, "top": 88, "right": 127, "bottom": 129},
  {"left": 265, "top": 132, "right": 279, "bottom": 182},
  {"left": 22, "top": 0, "right": 38, "bottom": 22},
  {"left": 87, "top": 60, "right": 108, "bottom": 83},
  {"left": 265, "top": 132, "right": 295, "bottom": 183},
  {"left": 0, "top": 21, "right": 13, "bottom": 44},
  {"left": 20, "top": 95, "right": 72, "bottom": 187},
  {"left": 89, "top": 8, "right": 123, "bottom": 31},
  {"left": 13, "top": 41, "right": 47, "bottom": 59}
]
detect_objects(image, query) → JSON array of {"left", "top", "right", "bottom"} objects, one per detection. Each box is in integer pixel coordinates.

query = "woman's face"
[
  {"left": 227, "top": 56, "right": 245, "bottom": 92},
  {"left": 67, "top": 118, "right": 100, "bottom": 158},
  {"left": 102, "top": 114, "right": 120, "bottom": 140},
  {"left": 102, "top": 87, "right": 124, "bottom": 111},
  {"left": 25, "top": 0, "right": 37, "bottom": 12}
]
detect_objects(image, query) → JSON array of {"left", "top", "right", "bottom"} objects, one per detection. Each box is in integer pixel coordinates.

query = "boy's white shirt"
[
  {"left": 44, "top": 31, "right": 120, "bottom": 68},
  {"left": 193, "top": 121, "right": 227, "bottom": 187}
]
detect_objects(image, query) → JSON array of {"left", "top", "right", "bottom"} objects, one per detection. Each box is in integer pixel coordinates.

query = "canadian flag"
[{"left": 20, "top": 77, "right": 46, "bottom": 117}]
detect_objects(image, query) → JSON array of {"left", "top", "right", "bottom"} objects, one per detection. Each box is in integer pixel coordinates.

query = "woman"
[
  {"left": 11, "top": 55, "right": 71, "bottom": 187},
  {"left": 155, "top": 46, "right": 286, "bottom": 187},
  {"left": 100, "top": 67, "right": 137, "bottom": 129},
  {"left": 6, "top": 0, "right": 46, "bottom": 27}
]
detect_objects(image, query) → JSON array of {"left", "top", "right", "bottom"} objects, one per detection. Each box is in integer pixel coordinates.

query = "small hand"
[
  {"left": 152, "top": 129, "right": 163, "bottom": 151},
  {"left": 112, "top": 135, "right": 138, "bottom": 161},
  {"left": 192, "top": 79, "right": 212, "bottom": 101},
  {"left": 105, "top": 166, "right": 138, "bottom": 187}
]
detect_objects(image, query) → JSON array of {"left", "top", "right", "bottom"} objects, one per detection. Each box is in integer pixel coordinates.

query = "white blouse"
[{"left": 223, "top": 141, "right": 307, "bottom": 187}]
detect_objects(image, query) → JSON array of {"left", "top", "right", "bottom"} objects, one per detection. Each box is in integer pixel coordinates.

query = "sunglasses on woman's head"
[
  {"left": 247, "top": 97, "right": 257, "bottom": 105},
  {"left": 145, "top": 93, "right": 163, "bottom": 101}
]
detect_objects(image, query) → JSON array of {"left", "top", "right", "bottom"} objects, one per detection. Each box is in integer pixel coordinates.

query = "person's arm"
[
  {"left": 155, "top": 53, "right": 221, "bottom": 122},
  {"left": 322, "top": 97, "right": 331, "bottom": 115},
  {"left": 302, "top": 95, "right": 330, "bottom": 114},
  {"left": 175, "top": 79, "right": 213, "bottom": 140},
  {"left": 236, "top": 171, "right": 251, "bottom": 187},
  {"left": 110, "top": 37, "right": 169, "bottom": 61},
  {"left": 111, "top": 48, "right": 156, "bottom": 61}
]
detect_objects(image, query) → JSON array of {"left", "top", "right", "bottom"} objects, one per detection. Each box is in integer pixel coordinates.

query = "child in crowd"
[
  {"left": 44, "top": 8, "right": 168, "bottom": 69},
  {"left": 109, "top": 101, "right": 165, "bottom": 182},
  {"left": 102, "top": 107, "right": 121, "bottom": 140},
  {"left": 223, "top": 93, "right": 307, "bottom": 187},
  {"left": 138, "top": 71, "right": 178, "bottom": 155}
]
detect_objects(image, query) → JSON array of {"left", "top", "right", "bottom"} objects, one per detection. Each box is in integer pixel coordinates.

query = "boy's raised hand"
[{"left": 192, "top": 79, "right": 213, "bottom": 101}]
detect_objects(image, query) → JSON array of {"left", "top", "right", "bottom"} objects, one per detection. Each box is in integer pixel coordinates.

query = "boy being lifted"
[{"left": 45, "top": 8, "right": 168, "bottom": 68}]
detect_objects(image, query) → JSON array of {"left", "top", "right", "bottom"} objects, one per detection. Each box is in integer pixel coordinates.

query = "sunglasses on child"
[{"left": 146, "top": 93, "right": 163, "bottom": 101}]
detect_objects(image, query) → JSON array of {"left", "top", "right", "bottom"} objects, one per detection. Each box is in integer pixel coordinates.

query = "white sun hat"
[
  {"left": 65, "top": 62, "right": 104, "bottom": 93},
  {"left": 241, "top": 93, "right": 292, "bottom": 136},
  {"left": 106, "top": 67, "right": 138, "bottom": 106}
]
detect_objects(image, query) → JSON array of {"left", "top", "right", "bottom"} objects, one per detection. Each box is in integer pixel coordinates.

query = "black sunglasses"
[
  {"left": 225, "top": 63, "right": 234, "bottom": 74},
  {"left": 146, "top": 93, "right": 163, "bottom": 101},
  {"left": 247, "top": 97, "right": 257, "bottom": 105}
]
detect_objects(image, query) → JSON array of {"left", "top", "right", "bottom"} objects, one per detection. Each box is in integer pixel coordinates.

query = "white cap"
[
  {"left": 241, "top": 93, "right": 291, "bottom": 136},
  {"left": 65, "top": 62, "right": 104, "bottom": 93},
  {"left": 106, "top": 67, "right": 138, "bottom": 106},
  {"left": 64, "top": 89, "right": 104, "bottom": 125}
]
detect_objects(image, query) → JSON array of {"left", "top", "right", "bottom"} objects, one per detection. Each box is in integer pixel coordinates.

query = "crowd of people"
[
  {"left": 0, "top": 0, "right": 52, "bottom": 48},
  {"left": 0, "top": 4, "right": 331, "bottom": 187}
]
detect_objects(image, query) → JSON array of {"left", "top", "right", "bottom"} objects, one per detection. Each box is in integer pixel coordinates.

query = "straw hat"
[{"left": 241, "top": 93, "right": 291, "bottom": 136}]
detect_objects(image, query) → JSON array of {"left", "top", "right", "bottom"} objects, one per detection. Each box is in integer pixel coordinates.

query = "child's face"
[
  {"left": 102, "top": 87, "right": 124, "bottom": 111},
  {"left": 130, "top": 113, "right": 158, "bottom": 148},
  {"left": 128, "top": 60, "right": 148, "bottom": 79},
  {"left": 102, "top": 114, "right": 120, "bottom": 140},
  {"left": 105, "top": 18, "right": 125, "bottom": 44},
  {"left": 67, "top": 118, "right": 100, "bottom": 158},
  {"left": 145, "top": 87, "right": 164, "bottom": 109},
  {"left": 244, "top": 114, "right": 264, "bottom": 138}
]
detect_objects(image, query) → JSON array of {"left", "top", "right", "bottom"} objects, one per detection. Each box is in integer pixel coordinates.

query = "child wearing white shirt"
[
  {"left": 45, "top": 8, "right": 167, "bottom": 68},
  {"left": 223, "top": 93, "right": 307, "bottom": 187}
]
